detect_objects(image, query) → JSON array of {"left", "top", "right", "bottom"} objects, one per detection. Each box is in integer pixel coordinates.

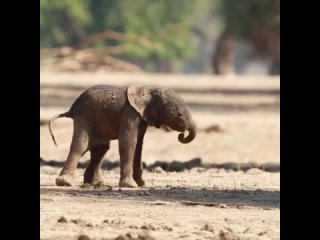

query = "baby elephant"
[{"left": 49, "top": 85, "right": 196, "bottom": 188}]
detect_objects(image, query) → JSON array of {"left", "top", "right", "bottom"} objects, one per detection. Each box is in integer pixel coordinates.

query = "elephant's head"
[{"left": 127, "top": 85, "right": 196, "bottom": 144}]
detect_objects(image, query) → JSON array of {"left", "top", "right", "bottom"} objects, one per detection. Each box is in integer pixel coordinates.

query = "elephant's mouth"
[
  {"left": 175, "top": 123, "right": 188, "bottom": 132},
  {"left": 178, "top": 125, "right": 196, "bottom": 144},
  {"left": 173, "top": 125, "right": 183, "bottom": 132}
]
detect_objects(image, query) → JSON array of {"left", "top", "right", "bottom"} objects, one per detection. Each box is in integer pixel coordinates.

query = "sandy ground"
[{"left": 40, "top": 72, "right": 280, "bottom": 240}]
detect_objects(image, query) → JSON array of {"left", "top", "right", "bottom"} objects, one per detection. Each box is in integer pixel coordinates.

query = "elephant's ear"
[{"left": 127, "top": 85, "right": 155, "bottom": 123}]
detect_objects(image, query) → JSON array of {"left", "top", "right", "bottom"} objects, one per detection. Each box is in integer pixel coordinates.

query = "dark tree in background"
[
  {"left": 213, "top": 0, "right": 280, "bottom": 75},
  {"left": 212, "top": 31, "right": 236, "bottom": 75}
]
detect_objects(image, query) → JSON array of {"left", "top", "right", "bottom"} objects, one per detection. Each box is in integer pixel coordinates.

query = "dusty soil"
[{"left": 40, "top": 72, "right": 280, "bottom": 240}]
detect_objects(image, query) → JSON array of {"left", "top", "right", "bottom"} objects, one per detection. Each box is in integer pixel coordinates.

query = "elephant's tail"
[{"left": 49, "top": 111, "right": 72, "bottom": 147}]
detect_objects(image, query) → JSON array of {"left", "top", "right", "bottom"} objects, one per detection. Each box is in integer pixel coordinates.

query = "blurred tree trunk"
[
  {"left": 212, "top": 31, "right": 236, "bottom": 75},
  {"left": 270, "top": 0, "right": 280, "bottom": 75},
  {"left": 269, "top": 35, "right": 280, "bottom": 75},
  {"left": 250, "top": 24, "right": 280, "bottom": 75},
  {"left": 269, "top": 26, "right": 280, "bottom": 75},
  {"left": 155, "top": 59, "right": 177, "bottom": 73},
  {"left": 270, "top": 57, "right": 280, "bottom": 75}
]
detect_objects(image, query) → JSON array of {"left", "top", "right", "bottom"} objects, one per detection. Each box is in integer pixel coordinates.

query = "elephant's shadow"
[{"left": 40, "top": 186, "right": 280, "bottom": 210}]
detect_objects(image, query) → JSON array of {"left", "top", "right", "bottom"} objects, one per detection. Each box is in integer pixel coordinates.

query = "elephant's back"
[
  {"left": 84, "top": 84, "right": 125, "bottom": 96},
  {"left": 70, "top": 85, "right": 126, "bottom": 113},
  {"left": 70, "top": 85, "right": 128, "bottom": 139}
]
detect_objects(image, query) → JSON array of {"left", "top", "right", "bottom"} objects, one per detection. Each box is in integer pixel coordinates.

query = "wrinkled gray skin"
[{"left": 49, "top": 85, "right": 196, "bottom": 188}]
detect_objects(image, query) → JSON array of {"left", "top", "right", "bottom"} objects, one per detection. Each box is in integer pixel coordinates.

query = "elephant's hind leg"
[
  {"left": 56, "top": 118, "right": 90, "bottom": 186},
  {"left": 84, "top": 142, "right": 110, "bottom": 185}
]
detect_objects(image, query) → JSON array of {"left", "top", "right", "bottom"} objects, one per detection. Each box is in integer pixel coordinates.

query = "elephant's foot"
[
  {"left": 56, "top": 174, "right": 74, "bottom": 186},
  {"left": 119, "top": 177, "right": 137, "bottom": 188},
  {"left": 84, "top": 173, "right": 105, "bottom": 186},
  {"left": 88, "top": 179, "right": 105, "bottom": 187},
  {"left": 133, "top": 177, "right": 145, "bottom": 187}
]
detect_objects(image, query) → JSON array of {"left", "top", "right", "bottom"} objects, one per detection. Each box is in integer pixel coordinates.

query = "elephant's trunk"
[{"left": 178, "top": 123, "right": 196, "bottom": 144}]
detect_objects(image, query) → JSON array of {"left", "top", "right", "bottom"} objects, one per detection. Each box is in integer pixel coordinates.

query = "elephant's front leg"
[
  {"left": 133, "top": 122, "right": 147, "bottom": 187},
  {"left": 118, "top": 113, "right": 142, "bottom": 188}
]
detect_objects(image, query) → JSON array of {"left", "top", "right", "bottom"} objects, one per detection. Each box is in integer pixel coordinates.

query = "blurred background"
[
  {"left": 40, "top": 3, "right": 280, "bottom": 237},
  {"left": 40, "top": 0, "right": 280, "bottom": 170},
  {"left": 40, "top": 0, "right": 280, "bottom": 75}
]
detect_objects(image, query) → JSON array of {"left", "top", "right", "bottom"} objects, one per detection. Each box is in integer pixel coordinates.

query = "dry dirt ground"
[{"left": 40, "top": 72, "right": 280, "bottom": 240}]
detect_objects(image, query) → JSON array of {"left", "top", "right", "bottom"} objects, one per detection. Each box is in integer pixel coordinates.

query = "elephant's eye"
[{"left": 177, "top": 112, "right": 183, "bottom": 117}]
